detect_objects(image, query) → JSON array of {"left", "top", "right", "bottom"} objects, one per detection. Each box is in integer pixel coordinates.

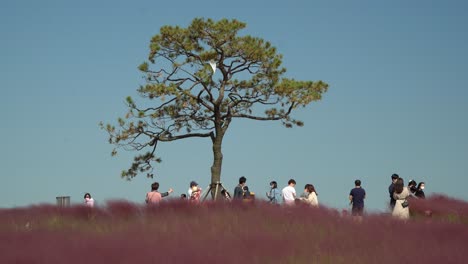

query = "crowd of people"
[
  {"left": 388, "top": 174, "right": 426, "bottom": 220},
  {"left": 82, "top": 174, "right": 427, "bottom": 220}
]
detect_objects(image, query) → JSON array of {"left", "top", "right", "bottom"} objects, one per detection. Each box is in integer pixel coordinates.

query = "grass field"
[{"left": 1, "top": 195, "right": 467, "bottom": 264}]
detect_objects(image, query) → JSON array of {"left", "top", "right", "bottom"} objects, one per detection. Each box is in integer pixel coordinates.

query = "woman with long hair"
[
  {"left": 305, "top": 184, "right": 319, "bottom": 207},
  {"left": 266, "top": 181, "right": 281, "bottom": 204},
  {"left": 299, "top": 184, "right": 319, "bottom": 207},
  {"left": 392, "top": 178, "right": 410, "bottom": 220}
]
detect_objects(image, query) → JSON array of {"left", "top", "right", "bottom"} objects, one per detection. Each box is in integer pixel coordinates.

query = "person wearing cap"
[
  {"left": 388, "top": 174, "right": 399, "bottom": 210},
  {"left": 188, "top": 181, "right": 202, "bottom": 203}
]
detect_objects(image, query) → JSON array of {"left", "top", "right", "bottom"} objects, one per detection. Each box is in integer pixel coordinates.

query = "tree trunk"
[
  {"left": 210, "top": 133, "right": 223, "bottom": 199},
  {"left": 210, "top": 103, "right": 226, "bottom": 200}
]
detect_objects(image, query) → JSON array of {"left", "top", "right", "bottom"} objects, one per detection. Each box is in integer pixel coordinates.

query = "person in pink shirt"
[{"left": 145, "top": 182, "right": 173, "bottom": 205}]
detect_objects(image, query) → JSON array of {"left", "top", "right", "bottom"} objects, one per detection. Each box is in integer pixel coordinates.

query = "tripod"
[{"left": 200, "top": 181, "right": 230, "bottom": 202}]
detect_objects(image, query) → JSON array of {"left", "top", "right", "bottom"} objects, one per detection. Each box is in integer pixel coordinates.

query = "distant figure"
[
  {"left": 145, "top": 182, "right": 173, "bottom": 205},
  {"left": 189, "top": 181, "right": 202, "bottom": 203},
  {"left": 389, "top": 174, "right": 399, "bottom": 210},
  {"left": 301, "top": 184, "right": 319, "bottom": 207},
  {"left": 408, "top": 180, "right": 417, "bottom": 196},
  {"left": 266, "top": 181, "right": 281, "bottom": 205},
  {"left": 84, "top": 193, "right": 94, "bottom": 208},
  {"left": 415, "top": 182, "right": 426, "bottom": 199},
  {"left": 349, "top": 180, "right": 366, "bottom": 218},
  {"left": 299, "top": 184, "right": 311, "bottom": 200},
  {"left": 282, "top": 179, "right": 297, "bottom": 205},
  {"left": 233, "top": 176, "right": 250, "bottom": 200},
  {"left": 221, "top": 189, "right": 232, "bottom": 201},
  {"left": 392, "top": 178, "right": 410, "bottom": 220},
  {"left": 187, "top": 181, "right": 198, "bottom": 199},
  {"left": 243, "top": 186, "right": 254, "bottom": 201},
  {"left": 180, "top": 194, "right": 187, "bottom": 200}
]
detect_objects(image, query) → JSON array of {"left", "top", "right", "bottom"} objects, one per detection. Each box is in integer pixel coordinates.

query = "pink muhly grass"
[
  {"left": 410, "top": 194, "right": 468, "bottom": 224},
  {"left": 1, "top": 197, "right": 468, "bottom": 263}
]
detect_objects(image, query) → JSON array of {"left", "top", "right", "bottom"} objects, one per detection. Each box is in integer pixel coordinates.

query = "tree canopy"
[{"left": 101, "top": 18, "right": 328, "bottom": 184}]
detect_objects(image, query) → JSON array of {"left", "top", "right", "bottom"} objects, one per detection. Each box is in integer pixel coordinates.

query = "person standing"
[
  {"left": 415, "top": 182, "right": 426, "bottom": 199},
  {"left": 189, "top": 181, "right": 202, "bottom": 203},
  {"left": 145, "top": 182, "right": 173, "bottom": 205},
  {"left": 303, "top": 184, "right": 319, "bottom": 207},
  {"left": 266, "top": 181, "right": 281, "bottom": 204},
  {"left": 349, "top": 180, "right": 366, "bottom": 218},
  {"left": 389, "top": 174, "right": 399, "bottom": 210},
  {"left": 282, "top": 179, "right": 297, "bottom": 205},
  {"left": 233, "top": 176, "right": 249, "bottom": 200},
  {"left": 187, "top": 181, "right": 198, "bottom": 198},
  {"left": 392, "top": 178, "right": 410, "bottom": 220},
  {"left": 84, "top": 193, "right": 94, "bottom": 208},
  {"left": 408, "top": 180, "right": 417, "bottom": 196}
]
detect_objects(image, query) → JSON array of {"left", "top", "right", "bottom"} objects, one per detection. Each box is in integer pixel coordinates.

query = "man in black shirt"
[
  {"left": 233, "top": 176, "right": 250, "bottom": 200},
  {"left": 388, "top": 174, "right": 399, "bottom": 210},
  {"left": 349, "top": 180, "right": 366, "bottom": 218}
]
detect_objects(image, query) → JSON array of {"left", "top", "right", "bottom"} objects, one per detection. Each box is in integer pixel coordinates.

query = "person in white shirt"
[
  {"left": 188, "top": 181, "right": 198, "bottom": 199},
  {"left": 282, "top": 179, "right": 297, "bottom": 205},
  {"left": 84, "top": 193, "right": 94, "bottom": 207}
]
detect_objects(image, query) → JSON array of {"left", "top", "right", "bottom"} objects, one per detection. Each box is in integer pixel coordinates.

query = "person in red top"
[
  {"left": 189, "top": 182, "right": 202, "bottom": 203},
  {"left": 145, "top": 182, "right": 173, "bottom": 205}
]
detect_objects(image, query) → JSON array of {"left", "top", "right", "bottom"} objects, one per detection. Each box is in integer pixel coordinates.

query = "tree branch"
[
  {"left": 231, "top": 103, "right": 295, "bottom": 120},
  {"left": 158, "top": 132, "right": 213, "bottom": 142}
]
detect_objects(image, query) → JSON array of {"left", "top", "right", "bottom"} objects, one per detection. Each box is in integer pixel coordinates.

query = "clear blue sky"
[{"left": 1, "top": 0, "right": 467, "bottom": 211}]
